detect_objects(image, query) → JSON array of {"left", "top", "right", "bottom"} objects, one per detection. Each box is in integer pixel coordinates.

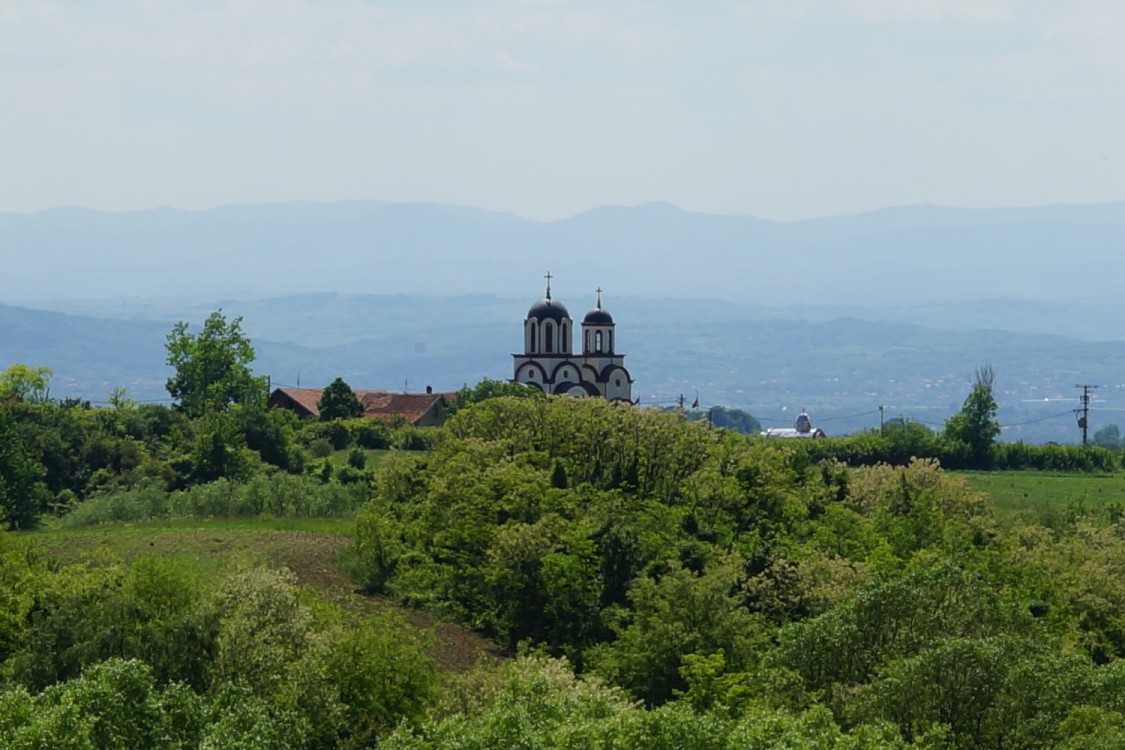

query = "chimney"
[{"left": 426, "top": 385, "right": 433, "bottom": 394}]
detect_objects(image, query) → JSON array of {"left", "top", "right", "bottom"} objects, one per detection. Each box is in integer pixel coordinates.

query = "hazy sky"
[{"left": 2, "top": 0, "right": 1123, "bottom": 221}]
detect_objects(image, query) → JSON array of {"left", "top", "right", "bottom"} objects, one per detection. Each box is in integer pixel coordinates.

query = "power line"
[
  {"left": 816, "top": 409, "right": 882, "bottom": 423},
  {"left": 84, "top": 398, "right": 175, "bottom": 405},
  {"left": 999, "top": 410, "right": 1076, "bottom": 429}
]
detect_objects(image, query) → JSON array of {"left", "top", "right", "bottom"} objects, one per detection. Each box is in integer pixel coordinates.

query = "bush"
[
  {"left": 795, "top": 432, "right": 1117, "bottom": 473},
  {"left": 59, "top": 473, "right": 369, "bottom": 527},
  {"left": 348, "top": 448, "right": 367, "bottom": 470},
  {"left": 394, "top": 426, "right": 432, "bottom": 451},
  {"left": 307, "top": 438, "right": 333, "bottom": 459},
  {"left": 300, "top": 421, "right": 351, "bottom": 451},
  {"left": 168, "top": 474, "right": 368, "bottom": 518},
  {"left": 58, "top": 480, "right": 170, "bottom": 528},
  {"left": 352, "top": 420, "right": 392, "bottom": 450}
]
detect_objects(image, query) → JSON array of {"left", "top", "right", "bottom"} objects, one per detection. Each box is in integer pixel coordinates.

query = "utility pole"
[
  {"left": 879, "top": 404, "right": 885, "bottom": 434},
  {"left": 1075, "top": 384, "right": 1099, "bottom": 446}
]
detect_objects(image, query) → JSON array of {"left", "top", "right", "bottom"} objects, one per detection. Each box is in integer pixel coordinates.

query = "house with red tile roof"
[{"left": 267, "top": 386, "right": 453, "bottom": 426}]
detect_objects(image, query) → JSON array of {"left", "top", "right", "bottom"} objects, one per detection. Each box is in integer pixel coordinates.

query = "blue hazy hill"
[{"left": 4, "top": 201, "right": 1124, "bottom": 312}]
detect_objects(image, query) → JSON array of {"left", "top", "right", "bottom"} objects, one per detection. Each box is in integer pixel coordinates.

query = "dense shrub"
[
  {"left": 59, "top": 473, "right": 369, "bottom": 527},
  {"left": 299, "top": 420, "right": 352, "bottom": 451},
  {"left": 994, "top": 441, "right": 1117, "bottom": 472},
  {"left": 57, "top": 479, "right": 172, "bottom": 528},
  {"left": 795, "top": 431, "right": 1116, "bottom": 472},
  {"left": 0, "top": 560, "right": 437, "bottom": 749},
  {"left": 352, "top": 419, "right": 392, "bottom": 449}
]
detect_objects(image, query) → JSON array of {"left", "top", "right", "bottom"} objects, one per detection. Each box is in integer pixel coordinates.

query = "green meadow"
[{"left": 960, "top": 469, "right": 1125, "bottom": 526}]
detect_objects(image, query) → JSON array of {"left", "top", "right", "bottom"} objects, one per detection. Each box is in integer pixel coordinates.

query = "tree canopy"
[
  {"left": 317, "top": 377, "right": 364, "bottom": 421},
  {"left": 448, "top": 377, "right": 542, "bottom": 414},
  {"left": 944, "top": 364, "right": 1000, "bottom": 469},
  {"left": 0, "top": 364, "right": 52, "bottom": 402},
  {"left": 165, "top": 310, "right": 266, "bottom": 418}
]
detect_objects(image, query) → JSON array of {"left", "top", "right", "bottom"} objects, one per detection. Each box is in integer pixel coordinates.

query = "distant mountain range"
[{"left": 3, "top": 200, "right": 1125, "bottom": 317}]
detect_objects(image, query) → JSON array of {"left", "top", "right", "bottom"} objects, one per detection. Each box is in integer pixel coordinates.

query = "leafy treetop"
[
  {"left": 0, "top": 364, "right": 52, "bottom": 402},
  {"left": 448, "top": 377, "right": 543, "bottom": 414},
  {"left": 165, "top": 310, "right": 266, "bottom": 418},
  {"left": 317, "top": 377, "right": 365, "bottom": 421},
  {"left": 944, "top": 364, "right": 1000, "bottom": 469}
]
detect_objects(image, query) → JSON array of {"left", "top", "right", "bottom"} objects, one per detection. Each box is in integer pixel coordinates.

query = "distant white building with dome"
[{"left": 513, "top": 274, "right": 634, "bottom": 402}]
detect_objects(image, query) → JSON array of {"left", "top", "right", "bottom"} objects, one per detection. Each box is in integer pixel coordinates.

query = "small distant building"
[
  {"left": 267, "top": 386, "right": 453, "bottom": 426},
  {"left": 512, "top": 274, "right": 634, "bottom": 402},
  {"left": 762, "top": 411, "right": 827, "bottom": 439}
]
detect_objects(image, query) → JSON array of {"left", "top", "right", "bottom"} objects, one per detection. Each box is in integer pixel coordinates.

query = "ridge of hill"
[{"left": 4, "top": 200, "right": 1125, "bottom": 305}]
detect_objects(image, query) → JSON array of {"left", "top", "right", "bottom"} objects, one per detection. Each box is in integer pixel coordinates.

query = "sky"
[{"left": 1, "top": 0, "right": 1123, "bottom": 222}]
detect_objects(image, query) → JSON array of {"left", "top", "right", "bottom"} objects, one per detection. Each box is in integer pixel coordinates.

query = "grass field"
[
  {"left": 959, "top": 470, "right": 1125, "bottom": 526},
  {"left": 327, "top": 447, "right": 391, "bottom": 469}
]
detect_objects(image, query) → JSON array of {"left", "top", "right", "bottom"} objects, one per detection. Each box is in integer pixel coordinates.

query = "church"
[{"left": 512, "top": 274, "right": 633, "bottom": 402}]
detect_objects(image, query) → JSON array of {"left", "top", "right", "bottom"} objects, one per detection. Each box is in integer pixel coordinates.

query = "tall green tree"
[
  {"left": 0, "top": 364, "right": 52, "bottom": 402},
  {"left": 0, "top": 408, "right": 46, "bottom": 529},
  {"left": 317, "top": 377, "right": 364, "bottom": 421},
  {"left": 165, "top": 310, "right": 266, "bottom": 418},
  {"left": 944, "top": 365, "right": 1000, "bottom": 469}
]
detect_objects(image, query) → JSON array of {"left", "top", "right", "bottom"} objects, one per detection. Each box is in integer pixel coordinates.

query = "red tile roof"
[
  {"left": 269, "top": 387, "right": 322, "bottom": 417},
  {"left": 268, "top": 386, "right": 454, "bottom": 425}
]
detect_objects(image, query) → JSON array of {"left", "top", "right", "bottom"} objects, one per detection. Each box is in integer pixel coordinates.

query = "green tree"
[
  {"left": 706, "top": 406, "right": 762, "bottom": 434},
  {"left": 1093, "top": 424, "right": 1121, "bottom": 450},
  {"left": 107, "top": 385, "right": 135, "bottom": 410},
  {"left": 188, "top": 414, "right": 255, "bottom": 485},
  {"left": 592, "top": 560, "right": 761, "bottom": 705},
  {"left": 448, "top": 377, "right": 542, "bottom": 414},
  {"left": 881, "top": 420, "right": 941, "bottom": 464},
  {"left": 317, "top": 377, "right": 364, "bottom": 421},
  {"left": 0, "top": 364, "right": 52, "bottom": 402},
  {"left": 0, "top": 658, "right": 206, "bottom": 749},
  {"left": 165, "top": 310, "right": 266, "bottom": 418},
  {"left": 0, "top": 409, "right": 46, "bottom": 530},
  {"left": 944, "top": 365, "right": 1000, "bottom": 469}
]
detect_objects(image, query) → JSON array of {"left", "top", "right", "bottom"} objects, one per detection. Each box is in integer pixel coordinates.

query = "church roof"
[
  {"left": 583, "top": 307, "right": 614, "bottom": 325},
  {"left": 583, "top": 288, "right": 614, "bottom": 325},
  {"left": 527, "top": 297, "right": 570, "bottom": 322}
]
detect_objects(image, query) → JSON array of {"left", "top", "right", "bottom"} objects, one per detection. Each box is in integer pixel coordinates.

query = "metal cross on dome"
[{"left": 544, "top": 271, "right": 553, "bottom": 300}]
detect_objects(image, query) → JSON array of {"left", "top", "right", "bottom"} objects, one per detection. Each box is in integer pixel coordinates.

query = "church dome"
[
  {"left": 527, "top": 297, "right": 570, "bottom": 322},
  {"left": 583, "top": 307, "right": 614, "bottom": 325}
]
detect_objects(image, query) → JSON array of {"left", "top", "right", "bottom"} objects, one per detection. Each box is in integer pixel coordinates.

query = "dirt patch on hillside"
[
  {"left": 260, "top": 531, "right": 504, "bottom": 672},
  {"left": 37, "top": 525, "right": 503, "bottom": 673}
]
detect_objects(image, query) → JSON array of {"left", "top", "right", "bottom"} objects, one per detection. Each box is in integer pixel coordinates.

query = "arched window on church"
[
  {"left": 585, "top": 330, "right": 590, "bottom": 353},
  {"left": 545, "top": 322, "right": 554, "bottom": 353},
  {"left": 530, "top": 324, "right": 537, "bottom": 353},
  {"left": 595, "top": 330, "right": 603, "bottom": 352},
  {"left": 561, "top": 322, "right": 568, "bottom": 353},
  {"left": 609, "top": 330, "right": 614, "bottom": 353}
]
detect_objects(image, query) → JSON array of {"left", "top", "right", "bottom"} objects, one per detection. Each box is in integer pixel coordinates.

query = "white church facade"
[{"left": 513, "top": 275, "right": 633, "bottom": 402}]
